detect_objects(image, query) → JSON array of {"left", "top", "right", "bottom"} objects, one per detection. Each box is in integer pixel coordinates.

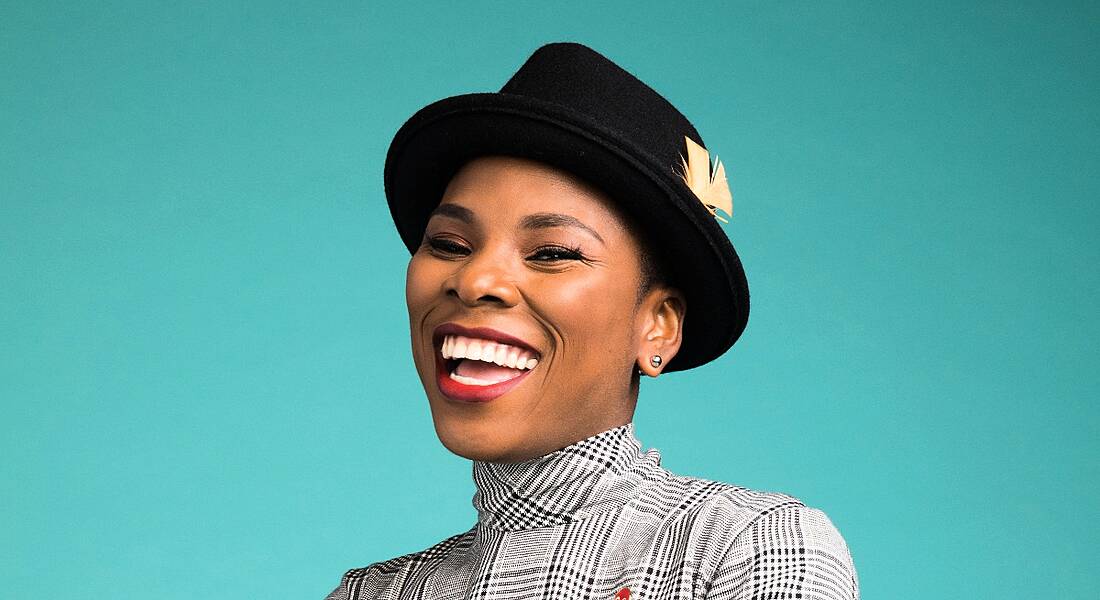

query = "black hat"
[{"left": 384, "top": 42, "right": 749, "bottom": 372}]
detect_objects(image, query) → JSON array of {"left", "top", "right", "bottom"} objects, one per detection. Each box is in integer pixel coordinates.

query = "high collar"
[{"left": 471, "top": 423, "right": 662, "bottom": 532}]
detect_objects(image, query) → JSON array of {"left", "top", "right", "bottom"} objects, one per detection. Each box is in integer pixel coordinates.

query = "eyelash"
[
  {"left": 427, "top": 237, "right": 468, "bottom": 256},
  {"left": 426, "top": 237, "right": 587, "bottom": 263},
  {"left": 529, "top": 245, "right": 585, "bottom": 262}
]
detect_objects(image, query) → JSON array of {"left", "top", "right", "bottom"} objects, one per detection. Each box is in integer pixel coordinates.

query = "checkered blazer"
[{"left": 325, "top": 423, "right": 859, "bottom": 599}]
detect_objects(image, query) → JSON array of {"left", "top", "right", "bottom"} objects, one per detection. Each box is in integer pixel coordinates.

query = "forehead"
[{"left": 437, "top": 155, "right": 632, "bottom": 236}]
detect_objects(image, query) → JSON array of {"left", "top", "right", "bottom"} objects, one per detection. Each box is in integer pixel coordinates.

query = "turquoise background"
[{"left": 2, "top": 1, "right": 1097, "bottom": 598}]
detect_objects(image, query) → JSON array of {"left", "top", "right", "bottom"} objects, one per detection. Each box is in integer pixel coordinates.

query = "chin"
[
  {"left": 431, "top": 414, "right": 516, "bottom": 462},
  {"left": 418, "top": 362, "right": 537, "bottom": 463},
  {"left": 438, "top": 435, "right": 500, "bottom": 462}
]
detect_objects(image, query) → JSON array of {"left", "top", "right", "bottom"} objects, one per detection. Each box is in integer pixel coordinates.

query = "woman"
[{"left": 327, "top": 42, "right": 859, "bottom": 599}]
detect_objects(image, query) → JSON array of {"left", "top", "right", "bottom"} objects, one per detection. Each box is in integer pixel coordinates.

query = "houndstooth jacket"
[{"left": 325, "top": 423, "right": 859, "bottom": 600}]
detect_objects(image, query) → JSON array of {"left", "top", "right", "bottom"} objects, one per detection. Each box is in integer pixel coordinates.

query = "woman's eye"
[
  {"left": 426, "top": 237, "right": 470, "bottom": 256},
  {"left": 528, "top": 246, "right": 585, "bottom": 262}
]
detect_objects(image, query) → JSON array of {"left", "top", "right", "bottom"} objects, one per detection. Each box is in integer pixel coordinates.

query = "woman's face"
[{"left": 405, "top": 155, "right": 682, "bottom": 463}]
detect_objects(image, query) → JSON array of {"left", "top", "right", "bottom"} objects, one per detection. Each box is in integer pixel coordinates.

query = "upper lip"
[{"left": 432, "top": 322, "right": 541, "bottom": 357}]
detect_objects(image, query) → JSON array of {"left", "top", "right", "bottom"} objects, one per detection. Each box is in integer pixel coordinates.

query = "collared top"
[{"left": 325, "top": 423, "right": 859, "bottom": 600}]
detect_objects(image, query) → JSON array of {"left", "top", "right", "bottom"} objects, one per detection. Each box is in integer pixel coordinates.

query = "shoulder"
[
  {"left": 323, "top": 529, "right": 475, "bottom": 600},
  {"left": 646, "top": 473, "right": 859, "bottom": 598},
  {"left": 645, "top": 471, "right": 806, "bottom": 538},
  {"left": 713, "top": 501, "right": 859, "bottom": 599}
]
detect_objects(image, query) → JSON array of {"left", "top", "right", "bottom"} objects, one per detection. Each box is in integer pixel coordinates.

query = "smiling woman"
[
  {"left": 325, "top": 43, "right": 859, "bottom": 600},
  {"left": 407, "top": 156, "right": 682, "bottom": 463}
]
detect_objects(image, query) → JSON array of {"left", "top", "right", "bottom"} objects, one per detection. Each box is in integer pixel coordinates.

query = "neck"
[{"left": 471, "top": 422, "right": 662, "bottom": 531}]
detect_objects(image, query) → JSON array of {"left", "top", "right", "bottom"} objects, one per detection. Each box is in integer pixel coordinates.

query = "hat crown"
[{"left": 500, "top": 43, "right": 704, "bottom": 176}]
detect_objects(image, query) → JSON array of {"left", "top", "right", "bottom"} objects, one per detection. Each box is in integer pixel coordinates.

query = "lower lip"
[{"left": 435, "top": 354, "right": 533, "bottom": 403}]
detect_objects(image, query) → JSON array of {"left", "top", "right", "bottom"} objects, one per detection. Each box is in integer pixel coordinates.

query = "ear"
[{"left": 635, "top": 285, "right": 686, "bottom": 377}]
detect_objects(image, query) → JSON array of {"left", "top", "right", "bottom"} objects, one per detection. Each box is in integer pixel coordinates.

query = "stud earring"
[{"left": 650, "top": 355, "right": 662, "bottom": 368}]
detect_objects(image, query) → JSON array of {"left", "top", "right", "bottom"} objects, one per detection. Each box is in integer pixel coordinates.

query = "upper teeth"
[{"left": 441, "top": 335, "right": 539, "bottom": 370}]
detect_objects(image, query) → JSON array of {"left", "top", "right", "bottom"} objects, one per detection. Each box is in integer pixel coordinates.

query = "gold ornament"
[{"left": 677, "top": 135, "right": 733, "bottom": 223}]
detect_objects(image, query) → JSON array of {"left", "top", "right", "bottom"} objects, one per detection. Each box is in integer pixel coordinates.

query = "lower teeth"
[
  {"left": 448, "top": 372, "right": 517, "bottom": 385},
  {"left": 449, "top": 372, "right": 498, "bottom": 386},
  {"left": 447, "top": 357, "right": 529, "bottom": 387}
]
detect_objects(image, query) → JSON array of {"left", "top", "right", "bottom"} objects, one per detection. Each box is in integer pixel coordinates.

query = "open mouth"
[
  {"left": 432, "top": 328, "right": 541, "bottom": 402},
  {"left": 441, "top": 334, "right": 539, "bottom": 385}
]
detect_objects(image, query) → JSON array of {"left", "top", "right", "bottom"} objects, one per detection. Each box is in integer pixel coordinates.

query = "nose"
[{"left": 445, "top": 250, "right": 520, "bottom": 307}]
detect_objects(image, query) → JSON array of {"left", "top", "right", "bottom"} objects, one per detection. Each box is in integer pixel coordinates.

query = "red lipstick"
[
  {"left": 435, "top": 356, "right": 533, "bottom": 403},
  {"left": 432, "top": 323, "right": 540, "bottom": 403}
]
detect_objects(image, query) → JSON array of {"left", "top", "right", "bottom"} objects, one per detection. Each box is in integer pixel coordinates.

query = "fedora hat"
[{"left": 384, "top": 42, "right": 749, "bottom": 372}]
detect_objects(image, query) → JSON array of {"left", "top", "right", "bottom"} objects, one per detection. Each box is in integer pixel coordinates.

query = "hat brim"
[{"left": 384, "top": 92, "right": 749, "bottom": 372}]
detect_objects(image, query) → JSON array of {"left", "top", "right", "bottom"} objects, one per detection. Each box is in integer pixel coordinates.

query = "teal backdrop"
[{"left": 2, "top": 2, "right": 1098, "bottom": 598}]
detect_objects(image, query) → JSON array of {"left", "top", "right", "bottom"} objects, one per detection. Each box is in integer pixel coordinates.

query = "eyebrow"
[
  {"left": 520, "top": 213, "right": 605, "bottom": 244},
  {"left": 429, "top": 203, "right": 475, "bottom": 223},
  {"left": 428, "top": 205, "right": 605, "bottom": 245}
]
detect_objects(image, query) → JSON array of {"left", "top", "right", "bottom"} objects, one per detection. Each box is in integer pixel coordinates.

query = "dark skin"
[{"left": 405, "top": 155, "right": 686, "bottom": 463}]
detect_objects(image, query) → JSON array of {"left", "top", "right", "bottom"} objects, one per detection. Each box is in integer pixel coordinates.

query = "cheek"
[
  {"left": 534, "top": 270, "right": 638, "bottom": 348},
  {"left": 405, "top": 255, "right": 445, "bottom": 376},
  {"left": 405, "top": 254, "right": 439, "bottom": 314}
]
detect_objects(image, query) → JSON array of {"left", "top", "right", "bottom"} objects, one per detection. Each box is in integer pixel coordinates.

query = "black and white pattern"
[{"left": 325, "top": 424, "right": 859, "bottom": 599}]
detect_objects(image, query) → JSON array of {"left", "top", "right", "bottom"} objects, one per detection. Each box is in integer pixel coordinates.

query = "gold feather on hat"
[{"left": 677, "top": 135, "right": 733, "bottom": 223}]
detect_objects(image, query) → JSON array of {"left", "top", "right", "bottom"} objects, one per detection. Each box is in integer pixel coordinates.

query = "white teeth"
[
  {"left": 440, "top": 334, "right": 539, "bottom": 370},
  {"left": 449, "top": 372, "right": 496, "bottom": 387}
]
